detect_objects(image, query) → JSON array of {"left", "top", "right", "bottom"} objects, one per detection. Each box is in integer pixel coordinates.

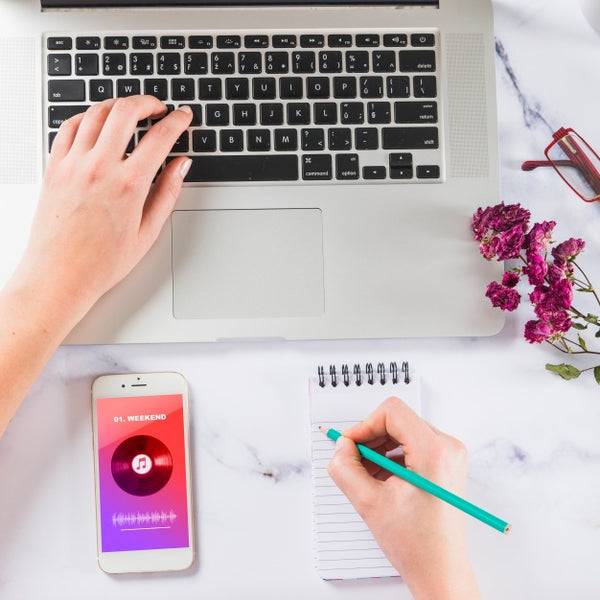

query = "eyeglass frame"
[{"left": 521, "top": 127, "right": 600, "bottom": 203}]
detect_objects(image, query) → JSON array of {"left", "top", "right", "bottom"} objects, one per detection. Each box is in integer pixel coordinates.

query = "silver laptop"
[{"left": 12, "top": 0, "right": 504, "bottom": 343}]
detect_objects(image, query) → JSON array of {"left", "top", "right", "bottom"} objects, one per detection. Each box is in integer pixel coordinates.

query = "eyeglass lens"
[{"left": 546, "top": 130, "right": 600, "bottom": 202}]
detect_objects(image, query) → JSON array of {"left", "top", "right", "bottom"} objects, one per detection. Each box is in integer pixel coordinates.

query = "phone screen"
[{"left": 95, "top": 394, "right": 189, "bottom": 553}]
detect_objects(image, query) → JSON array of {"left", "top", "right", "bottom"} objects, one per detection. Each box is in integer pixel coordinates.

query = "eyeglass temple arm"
[{"left": 521, "top": 159, "right": 574, "bottom": 171}]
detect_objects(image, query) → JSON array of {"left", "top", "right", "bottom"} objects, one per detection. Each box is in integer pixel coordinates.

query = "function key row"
[{"left": 47, "top": 32, "right": 435, "bottom": 51}]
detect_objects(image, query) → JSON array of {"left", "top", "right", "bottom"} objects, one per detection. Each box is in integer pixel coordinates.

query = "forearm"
[{"left": 0, "top": 271, "right": 86, "bottom": 439}]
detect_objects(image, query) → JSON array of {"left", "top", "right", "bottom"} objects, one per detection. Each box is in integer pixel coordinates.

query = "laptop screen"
[{"left": 42, "top": 0, "right": 438, "bottom": 7}]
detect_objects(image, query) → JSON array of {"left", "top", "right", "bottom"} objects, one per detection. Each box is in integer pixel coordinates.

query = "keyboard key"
[
  {"left": 300, "top": 34, "right": 325, "bottom": 48},
  {"left": 363, "top": 166, "right": 386, "bottom": 179},
  {"left": 411, "top": 33, "right": 435, "bottom": 47},
  {"left": 217, "top": 35, "right": 241, "bottom": 49},
  {"left": 292, "top": 51, "right": 316, "bottom": 74},
  {"left": 172, "top": 130, "right": 190, "bottom": 152},
  {"left": 198, "top": 78, "right": 222, "bottom": 100},
  {"left": 274, "top": 128, "right": 298, "bottom": 151},
  {"left": 356, "top": 34, "right": 380, "bottom": 47},
  {"left": 233, "top": 103, "right": 257, "bottom": 125},
  {"left": 287, "top": 103, "right": 311, "bottom": 125},
  {"left": 313, "top": 102, "right": 337, "bottom": 125},
  {"left": 117, "top": 79, "right": 141, "bottom": 97},
  {"left": 161, "top": 35, "right": 185, "bottom": 49},
  {"left": 48, "top": 80, "right": 85, "bottom": 102},
  {"left": 245, "top": 35, "right": 269, "bottom": 48},
  {"left": 390, "top": 166, "right": 413, "bottom": 179},
  {"left": 47, "top": 37, "right": 72, "bottom": 50},
  {"left": 238, "top": 52, "right": 262, "bottom": 74},
  {"left": 253, "top": 77, "right": 276, "bottom": 99},
  {"left": 367, "top": 101, "right": 391, "bottom": 124},
  {"left": 193, "top": 129, "right": 217, "bottom": 152},
  {"left": 382, "top": 126, "right": 438, "bottom": 149},
  {"left": 102, "top": 53, "right": 126, "bottom": 75},
  {"left": 76, "top": 36, "right": 100, "bottom": 50},
  {"left": 336, "top": 153, "right": 359, "bottom": 180},
  {"left": 301, "top": 128, "right": 325, "bottom": 151},
  {"left": 89, "top": 79, "right": 113, "bottom": 101},
  {"left": 413, "top": 75, "right": 437, "bottom": 98},
  {"left": 340, "top": 102, "right": 364, "bottom": 124},
  {"left": 372, "top": 51, "right": 396, "bottom": 73},
  {"left": 280, "top": 77, "right": 303, "bottom": 99},
  {"left": 247, "top": 129, "right": 271, "bottom": 151},
  {"left": 387, "top": 75, "right": 410, "bottom": 98},
  {"left": 272, "top": 34, "right": 297, "bottom": 48},
  {"left": 319, "top": 51, "right": 343, "bottom": 74},
  {"left": 389, "top": 153, "right": 413, "bottom": 168},
  {"left": 226, "top": 78, "right": 249, "bottom": 100},
  {"left": 328, "top": 127, "right": 352, "bottom": 151},
  {"left": 104, "top": 36, "right": 128, "bottom": 50},
  {"left": 260, "top": 103, "right": 284, "bottom": 125},
  {"left": 328, "top": 34, "right": 352, "bottom": 47},
  {"left": 359, "top": 76, "right": 383, "bottom": 98},
  {"left": 48, "top": 54, "right": 71, "bottom": 76},
  {"left": 171, "top": 78, "right": 195, "bottom": 100},
  {"left": 130, "top": 53, "right": 153, "bottom": 75},
  {"left": 333, "top": 77, "right": 357, "bottom": 99},
  {"left": 144, "top": 79, "right": 168, "bottom": 100},
  {"left": 189, "top": 35, "right": 213, "bottom": 49},
  {"left": 75, "top": 54, "right": 99, "bottom": 75},
  {"left": 394, "top": 101, "right": 437, "bottom": 123},
  {"left": 158, "top": 52, "right": 181, "bottom": 75},
  {"left": 383, "top": 33, "right": 408, "bottom": 47},
  {"left": 48, "top": 105, "right": 88, "bottom": 128},
  {"left": 184, "top": 52, "right": 208, "bottom": 75},
  {"left": 416, "top": 165, "right": 440, "bottom": 178},
  {"left": 185, "top": 155, "right": 299, "bottom": 181},
  {"left": 399, "top": 50, "right": 436, "bottom": 72},
  {"left": 265, "top": 52, "right": 289, "bottom": 74},
  {"left": 346, "top": 51, "right": 369, "bottom": 73},
  {"left": 206, "top": 103, "right": 230, "bottom": 125},
  {"left": 212, "top": 52, "right": 235, "bottom": 74},
  {"left": 302, "top": 154, "right": 332, "bottom": 180},
  {"left": 355, "top": 127, "right": 378, "bottom": 150},
  {"left": 220, "top": 129, "right": 244, "bottom": 152},
  {"left": 307, "top": 77, "right": 330, "bottom": 99},
  {"left": 133, "top": 36, "right": 157, "bottom": 49}
]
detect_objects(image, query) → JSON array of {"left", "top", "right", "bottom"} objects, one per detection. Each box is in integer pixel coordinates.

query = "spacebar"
[{"left": 185, "top": 155, "right": 299, "bottom": 182}]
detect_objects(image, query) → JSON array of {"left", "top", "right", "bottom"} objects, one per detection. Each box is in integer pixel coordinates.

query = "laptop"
[{"left": 3, "top": 0, "right": 504, "bottom": 343}]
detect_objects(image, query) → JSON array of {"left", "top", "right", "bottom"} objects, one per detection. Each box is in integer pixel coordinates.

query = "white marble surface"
[{"left": 1, "top": 0, "right": 600, "bottom": 598}]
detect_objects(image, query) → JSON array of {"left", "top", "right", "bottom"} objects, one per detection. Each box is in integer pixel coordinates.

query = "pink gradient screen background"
[{"left": 96, "top": 394, "right": 189, "bottom": 552}]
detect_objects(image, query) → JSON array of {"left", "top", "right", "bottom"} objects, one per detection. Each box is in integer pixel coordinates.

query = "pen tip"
[{"left": 320, "top": 426, "right": 329, "bottom": 434}]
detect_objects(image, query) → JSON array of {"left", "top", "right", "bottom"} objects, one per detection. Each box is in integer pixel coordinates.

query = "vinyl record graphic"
[{"left": 111, "top": 435, "right": 173, "bottom": 496}]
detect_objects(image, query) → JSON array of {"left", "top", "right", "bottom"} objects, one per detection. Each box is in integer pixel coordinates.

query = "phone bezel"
[{"left": 91, "top": 372, "right": 194, "bottom": 574}]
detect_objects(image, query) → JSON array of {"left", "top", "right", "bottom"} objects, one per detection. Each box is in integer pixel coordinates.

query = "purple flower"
[
  {"left": 485, "top": 281, "right": 521, "bottom": 311},
  {"left": 524, "top": 319, "right": 552, "bottom": 343},
  {"left": 471, "top": 202, "right": 531, "bottom": 241},
  {"left": 525, "top": 220, "right": 555, "bottom": 256},
  {"left": 523, "top": 253, "right": 548, "bottom": 286},
  {"left": 553, "top": 278, "right": 574, "bottom": 310},
  {"left": 552, "top": 238, "right": 585, "bottom": 263},
  {"left": 502, "top": 272, "right": 520, "bottom": 288},
  {"left": 479, "top": 236, "right": 501, "bottom": 260},
  {"left": 497, "top": 225, "right": 526, "bottom": 260}
]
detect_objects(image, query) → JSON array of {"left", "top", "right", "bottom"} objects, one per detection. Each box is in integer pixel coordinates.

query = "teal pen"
[{"left": 323, "top": 427, "right": 511, "bottom": 535}]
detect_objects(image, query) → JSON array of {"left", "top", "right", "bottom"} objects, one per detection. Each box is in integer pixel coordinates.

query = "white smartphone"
[{"left": 91, "top": 372, "right": 194, "bottom": 574}]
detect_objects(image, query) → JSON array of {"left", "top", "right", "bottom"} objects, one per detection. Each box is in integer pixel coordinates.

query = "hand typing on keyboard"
[{"left": 0, "top": 95, "right": 192, "bottom": 438}]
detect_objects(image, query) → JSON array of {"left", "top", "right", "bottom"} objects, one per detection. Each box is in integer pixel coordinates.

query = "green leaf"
[
  {"left": 585, "top": 314, "right": 599, "bottom": 325},
  {"left": 545, "top": 363, "right": 582, "bottom": 380},
  {"left": 572, "top": 322, "right": 588, "bottom": 330},
  {"left": 596, "top": 329, "right": 600, "bottom": 338},
  {"left": 578, "top": 335, "right": 588, "bottom": 351},
  {"left": 594, "top": 366, "right": 600, "bottom": 386}
]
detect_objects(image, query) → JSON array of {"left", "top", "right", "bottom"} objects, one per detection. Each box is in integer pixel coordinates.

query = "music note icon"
[{"left": 131, "top": 453, "right": 152, "bottom": 475}]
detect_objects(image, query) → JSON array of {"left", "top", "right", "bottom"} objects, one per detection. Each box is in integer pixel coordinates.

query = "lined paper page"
[{"left": 308, "top": 367, "right": 420, "bottom": 580}]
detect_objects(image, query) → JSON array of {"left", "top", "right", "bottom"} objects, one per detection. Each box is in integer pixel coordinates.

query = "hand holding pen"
[{"left": 326, "top": 397, "right": 481, "bottom": 600}]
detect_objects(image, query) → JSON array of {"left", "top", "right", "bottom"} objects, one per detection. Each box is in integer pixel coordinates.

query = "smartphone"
[{"left": 91, "top": 372, "right": 194, "bottom": 573}]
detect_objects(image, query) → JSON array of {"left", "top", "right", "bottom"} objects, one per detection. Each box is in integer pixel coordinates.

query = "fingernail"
[
  {"left": 334, "top": 436, "right": 349, "bottom": 452},
  {"left": 179, "top": 158, "right": 192, "bottom": 179},
  {"left": 178, "top": 105, "right": 192, "bottom": 115}
]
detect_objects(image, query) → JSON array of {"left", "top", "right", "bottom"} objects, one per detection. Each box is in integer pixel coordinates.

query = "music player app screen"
[{"left": 96, "top": 394, "right": 189, "bottom": 552}]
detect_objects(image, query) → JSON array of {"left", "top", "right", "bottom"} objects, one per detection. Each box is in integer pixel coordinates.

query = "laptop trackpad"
[{"left": 171, "top": 209, "right": 324, "bottom": 319}]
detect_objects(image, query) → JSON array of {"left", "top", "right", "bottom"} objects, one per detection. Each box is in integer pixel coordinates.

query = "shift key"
[{"left": 382, "top": 126, "right": 438, "bottom": 149}]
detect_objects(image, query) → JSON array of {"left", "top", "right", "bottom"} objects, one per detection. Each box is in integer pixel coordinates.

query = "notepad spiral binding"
[{"left": 317, "top": 361, "right": 409, "bottom": 388}]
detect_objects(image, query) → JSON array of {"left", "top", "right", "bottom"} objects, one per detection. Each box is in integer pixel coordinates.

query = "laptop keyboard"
[{"left": 44, "top": 30, "right": 442, "bottom": 184}]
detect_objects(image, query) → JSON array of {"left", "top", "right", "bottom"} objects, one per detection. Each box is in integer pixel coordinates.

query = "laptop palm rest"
[{"left": 171, "top": 208, "right": 324, "bottom": 319}]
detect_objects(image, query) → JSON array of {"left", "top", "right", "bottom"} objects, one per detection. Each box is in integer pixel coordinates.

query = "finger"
[
  {"left": 69, "top": 99, "right": 118, "bottom": 152},
  {"left": 327, "top": 436, "right": 381, "bottom": 516},
  {"left": 344, "top": 397, "right": 433, "bottom": 450},
  {"left": 46, "top": 111, "right": 86, "bottom": 170},
  {"left": 139, "top": 156, "right": 191, "bottom": 246},
  {"left": 129, "top": 105, "right": 193, "bottom": 175},
  {"left": 94, "top": 95, "right": 168, "bottom": 155}
]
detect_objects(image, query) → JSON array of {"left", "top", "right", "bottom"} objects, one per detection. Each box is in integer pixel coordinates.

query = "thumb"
[{"left": 327, "top": 436, "right": 380, "bottom": 514}]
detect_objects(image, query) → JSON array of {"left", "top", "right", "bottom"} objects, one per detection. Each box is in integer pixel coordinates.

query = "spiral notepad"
[{"left": 309, "top": 361, "right": 420, "bottom": 581}]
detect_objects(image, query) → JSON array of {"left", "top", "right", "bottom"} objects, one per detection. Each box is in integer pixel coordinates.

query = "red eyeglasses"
[{"left": 521, "top": 127, "right": 600, "bottom": 202}]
